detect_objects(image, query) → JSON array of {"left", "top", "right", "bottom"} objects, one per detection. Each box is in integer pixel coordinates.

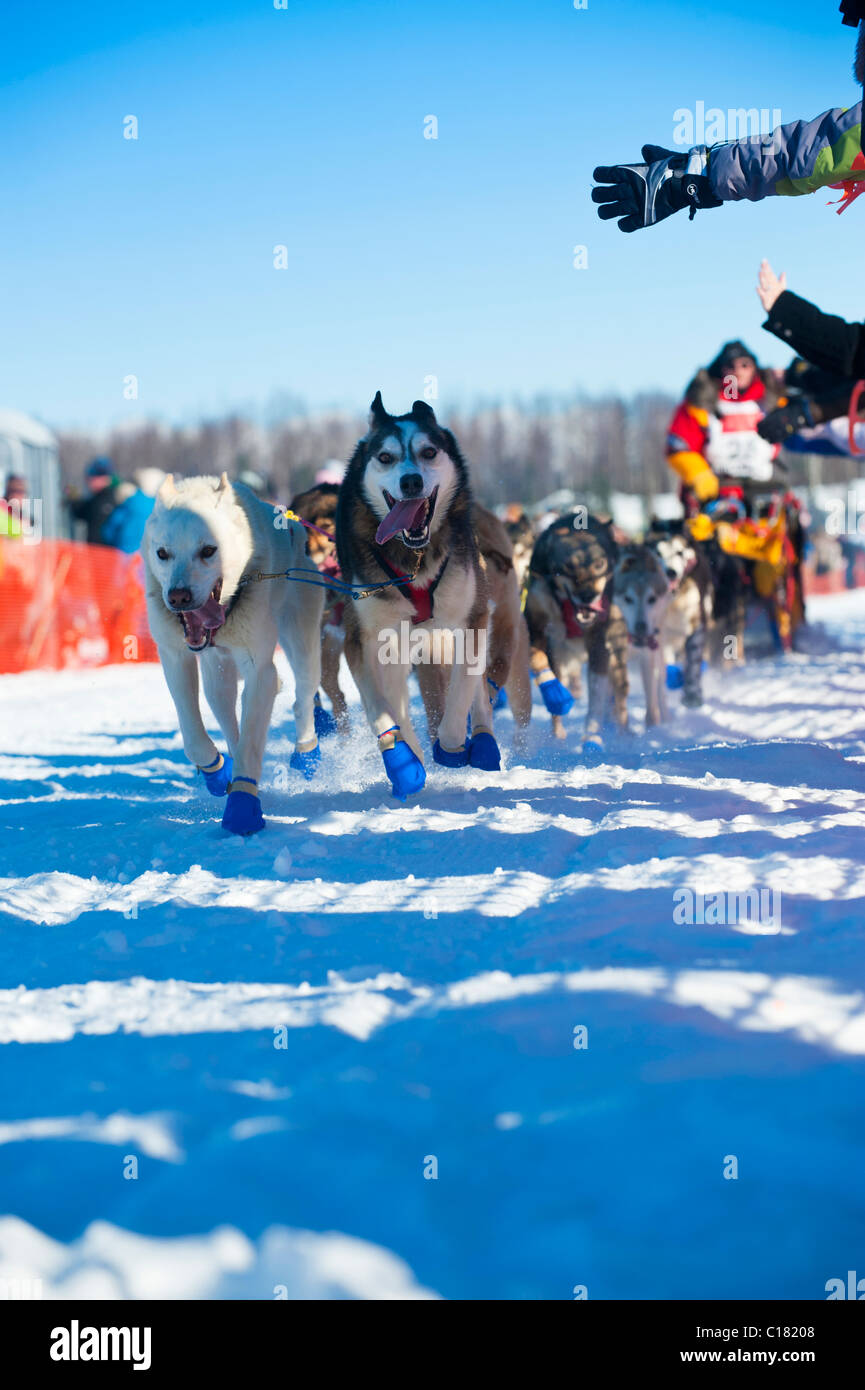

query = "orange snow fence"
[{"left": 0, "top": 539, "right": 158, "bottom": 673}]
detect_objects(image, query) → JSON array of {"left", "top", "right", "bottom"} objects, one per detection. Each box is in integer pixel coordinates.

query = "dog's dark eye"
[
  {"left": 647, "top": 595, "right": 656, "bottom": 605},
  {"left": 419, "top": 446, "right": 437, "bottom": 460},
  {"left": 156, "top": 547, "right": 170, "bottom": 561},
  {"left": 378, "top": 452, "right": 394, "bottom": 465},
  {"left": 200, "top": 545, "right": 217, "bottom": 559}
]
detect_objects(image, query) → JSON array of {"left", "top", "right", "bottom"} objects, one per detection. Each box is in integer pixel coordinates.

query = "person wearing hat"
[
  {"left": 666, "top": 342, "right": 783, "bottom": 513},
  {"left": 67, "top": 458, "right": 121, "bottom": 545},
  {"left": 100, "top": 466, "right": 166, "bottom": 553}
]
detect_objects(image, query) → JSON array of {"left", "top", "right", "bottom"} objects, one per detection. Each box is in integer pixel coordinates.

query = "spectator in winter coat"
[
  {"left": 100, "top": 467, "right": 165, "bottom": 553},
  {"left": 757, "top": 260, "right": 865, "bottom": 379},
  {"left": 754, "top": 260, "right": 865, "bottom": 446},
  {"left": 67, "top": 458, "right": 121, "bottom": 545}
]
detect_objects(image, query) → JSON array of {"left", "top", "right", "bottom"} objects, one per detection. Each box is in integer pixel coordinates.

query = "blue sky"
[{"left": 0, "top": 0, "right": 861, "bottom": 431}]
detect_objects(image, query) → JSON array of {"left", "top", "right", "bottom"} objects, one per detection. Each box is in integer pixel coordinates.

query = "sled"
[{"left": 687, "top": 495, "right": 805, "bottom": 653}]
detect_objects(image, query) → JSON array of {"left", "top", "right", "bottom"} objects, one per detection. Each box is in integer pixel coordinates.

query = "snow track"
[{"left": 1, "top": 590, "right": 865, "bottom": 1299}]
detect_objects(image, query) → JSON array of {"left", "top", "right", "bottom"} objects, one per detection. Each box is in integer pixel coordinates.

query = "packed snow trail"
[{"left": 1, "top": 590, "right": 865, "bottom": 1299}]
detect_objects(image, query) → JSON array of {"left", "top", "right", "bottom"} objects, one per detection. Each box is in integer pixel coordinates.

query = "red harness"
[{"left": 376, "top": 553, "right": 450, "bottom": 625}]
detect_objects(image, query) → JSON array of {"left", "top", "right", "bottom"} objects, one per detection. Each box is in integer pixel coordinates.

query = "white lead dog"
[{"left": 143, "top": 473, "right": 325, "bottom": 834}]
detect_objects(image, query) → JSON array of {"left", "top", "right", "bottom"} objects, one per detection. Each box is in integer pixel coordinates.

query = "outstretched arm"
[
  {"left": 757, "top": 257, "right": 865, "bottom": 379},
  {"left": 593, "top": 102, "right": 863, "bottom": 231},
  {"left": 763, "top": 294, "right": 865, "bottom": 381},
  {"left": 712, "top": 102, "right": 863, "bottom": 201}
]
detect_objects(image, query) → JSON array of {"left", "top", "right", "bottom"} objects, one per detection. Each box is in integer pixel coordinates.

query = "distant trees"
[{"left": 58, "top": 391, "right": 856, "bottom": 507}]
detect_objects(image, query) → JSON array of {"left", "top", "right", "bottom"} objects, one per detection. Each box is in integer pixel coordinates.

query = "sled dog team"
[{"left": 143, "top": 395, "right": 722, "bottom": 835}]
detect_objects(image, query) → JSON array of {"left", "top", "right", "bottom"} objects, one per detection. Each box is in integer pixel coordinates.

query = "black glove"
[
  {"left": 759, "top": 363, "right": 864, "bottom": 442},
  {"left": 757, "top": 400, "right": 815, "bottom": 444},
  {"left": 592, "top": 144, "right": 722, "bottom": 232}
]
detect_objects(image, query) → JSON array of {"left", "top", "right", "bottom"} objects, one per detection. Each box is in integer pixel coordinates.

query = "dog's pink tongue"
[
  {"left": 375, "top": 498, "right": 427, "bottom": 545},
  {"left": 183, "top": 594, "right": 226, "bottom": 648}
]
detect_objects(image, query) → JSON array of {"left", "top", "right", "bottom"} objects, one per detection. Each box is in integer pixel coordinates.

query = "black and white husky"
[{"left": 335, "top": 393, "right": 499, "bottom": 798}]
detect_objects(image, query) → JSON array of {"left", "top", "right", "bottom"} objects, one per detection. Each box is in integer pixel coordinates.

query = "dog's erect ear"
[
  {"left": 369, "top": 390, "right": 389, "bottom": 430},
  {"left": 155, "top": 473, "right": 176, "bottom": 506},
  {"left": 411, "top": 400, "right": 437, "bottom": 426},
  {"left": 438, "top": 427, "right": 458, "bottom": 457}
]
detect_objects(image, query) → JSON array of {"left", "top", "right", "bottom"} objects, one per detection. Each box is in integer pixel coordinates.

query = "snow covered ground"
[{"left": 2, "top": 589, "right": 865, "bottom": 1300}]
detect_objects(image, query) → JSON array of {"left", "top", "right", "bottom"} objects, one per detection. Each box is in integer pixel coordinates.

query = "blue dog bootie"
[
  {"left": 666, "top": 664, "right": 684, "bottom": 690},
  {"left": 222, "top": 777, "right": 265, "bottom": 835},
  {"left": 582, "top": 736, "right": 604, "bottom": 765},
  {"left": 290, "top": 742, "right": 321, "bottom": 780},
  {"left": 487, "top": 677, "right": 508, "bottom": 711},
  {"left": 536, "top": 670, "right": 574, "bottom": 716},
  {"left": 469, "top": 729, "right": 501, "bottom": 770},
  {"left": 433, "top": 739, "right": 470, "bottom": 768},
  {"left": 199, "top": 753, "right": 233, "bottom": 797},
  {"left": 379, "top": 726, "right": 426, "bottom": 800},
  {"left": 313, "top": 696, "right": 338, "bottom": 738}
]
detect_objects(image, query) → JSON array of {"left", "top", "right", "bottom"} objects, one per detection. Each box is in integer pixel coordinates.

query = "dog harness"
[{"left": 374, "top": 552, "right": 450, "bottom": 625}]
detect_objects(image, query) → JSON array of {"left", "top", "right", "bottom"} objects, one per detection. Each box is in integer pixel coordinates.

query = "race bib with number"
[{"left": 705, "top": 430, "right": 775, "bottom": 481}]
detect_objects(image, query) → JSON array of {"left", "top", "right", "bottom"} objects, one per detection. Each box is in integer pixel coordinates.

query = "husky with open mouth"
[
  {"left": 335, "top": 393, "right": 499, "bottom": 798},
  {"left": 143, "top": 473, "right": 325, "bottom": 834},
  {"left": 524, "top": 512, "right": 630, "bottom": 751}
]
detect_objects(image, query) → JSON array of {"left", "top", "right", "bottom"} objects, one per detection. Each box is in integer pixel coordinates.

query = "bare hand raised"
[{"left": 757, "top": 259, "right": 787, "bottom": 312}]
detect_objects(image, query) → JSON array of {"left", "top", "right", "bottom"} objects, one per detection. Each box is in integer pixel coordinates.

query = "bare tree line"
[
  {"left": 57, "top": 395, "right": 679, "bottom": 506},
  {"left": 57, "top": 393, "right": 858, "bottom": 508}
]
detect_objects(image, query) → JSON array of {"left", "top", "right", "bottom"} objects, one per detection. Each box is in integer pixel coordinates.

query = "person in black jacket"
[
  {"left": 755, "top": 260, "right": 865, "bottom": 443},
  {"left": 758, "top": 260, "right": 865, "bottom": 378},
  {"left": 67, "top": 458, "right": 121, "bottom": 545}
]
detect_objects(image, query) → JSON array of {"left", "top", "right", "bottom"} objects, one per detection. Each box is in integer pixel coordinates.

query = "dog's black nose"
[
  {"left": 634, "top": 620, "right": 648, "bottom": 640},
  {"left": 167, "top": 587, "right": 192, "bottom": 609},
  {"left": 665, "top": 567, "right": 677, "bottom": 582},
  {"left": 400, "top": 473, "right": 424, "bottom": 498}
]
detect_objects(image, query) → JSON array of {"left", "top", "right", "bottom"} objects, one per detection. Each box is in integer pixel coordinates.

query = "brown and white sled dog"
[
  {"left": 293, "top": 481, "right": 530, "bottom": 751},
  {"left": 434, "top": 504, "right": 532, "bottom": 740},
  {"left": 288, "top": 482, "right": 350, "bottom": 731},
  {"left": 143, "top": 473, "right": 325, "bottom": 835},
  {"left": 523, "top": 512, "right": 629, "bottom": 752},
  {"left": 335, "top": 393, "right": 499, "bottom": 799},
  {"left": 644, "top": 520, "right": 714, "bottom": 708},
  {"left": 503, "top": 511, "right": 535, "bottom": 590}
]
